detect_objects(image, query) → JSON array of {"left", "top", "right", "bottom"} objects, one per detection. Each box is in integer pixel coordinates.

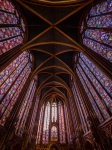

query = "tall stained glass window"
[
  {"left": 36, "top": 105, "right": 45, "bottom": 144},
  {"left": 0, "top": 0, "right": 26, "bottom": 55},
  {"left": 0, "top": 51, "right": 32, "bottom": 126},
  {"left": 80, "top": 0, "right": 112, "bottom": 62},
  {"left": 36, "top": 100, "right": 71, "bottom": 144},
  {"left": 51, "top": 126, "right": 58, "bottom": 141},
  {"left": 70, "top": 78, "right": 89, "bottom": 133},
  {"left": 64, "top": 105, "right": 72, "bottom": 143},
  {"left": 15, "top": 77, "right": 37, "bottom": 136},
  {"left": 29, "top": 94, "right": 40, "bottom": 140},
  {"left": 76, "top": 53, "right": 112, "bottom": 123},
  {"left": 51, "top": 102, "right": 57, "bottom": 122},
  {"left": 42, "top": 102, "right": 50, "bottom": 144},
  {"left": 58, "top": 102, "right": 66, "bottom": 143},
  {"left": 68, "top": 93, "right": 78, "bottom": 132}
]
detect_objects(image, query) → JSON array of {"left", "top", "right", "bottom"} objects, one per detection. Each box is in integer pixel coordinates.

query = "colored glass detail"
[
  {"left": 85, "top": 29, "right": 112, "bottom": 46},
  {"left": 81, "top": 0, "right": 112, "bottom": 62},
  {"left": 87, "top": 15, "right": 112, "bottom": 28},
  {"left": 36, "top": 100, "right": 70, "bottom": 144},
  {"left": 51, "top": 102, "right": 57, "bottom": 122},
  {"left": 42, "top": 102, "right": 50, "bottom": 144},
  {"left": 75, "top": 53, "right": 111, "bottom": 123},
  {"left": 29, "top": 94, "right": 40, "bottom": 140},
  {"left": 0, "top": 0, "right": 14, "bottom": 12},
  {"left": 0, "top": 51, "right": 32, "bottom": 126},
  {"left": 0, "top": 36, "right": 23, "bottom": 55},
  {"left": 83, "top": 38, "right": 112, "bottom": 62},
  {"left": 0, "top": 0, "right": 26, "bottom": 55},
  {"left": 51, "top": 126, "right": 58, "bottom": 141},
  {"left": 64, "top": 105, "right": 72, "bottom": 143},
  {"left": 90, "top": 1, "right": 112, "bottom": 16},
  {"left": 15, "top": 79, "right": 36, "bottom": 136},
  {"left": 36, "top": 105, "right": 45, "bottom": 144},
  {"left": 71, "top": 80, "right": 89, "bottom": 133},
  {"left": 80, "top": 54, "right": 112, "bottom": 97},
  {"left": 58, "top": 102, "right": 66, "bottom": 143},
  {"left": 79, "top": 55, "right": 112, "bottom": 112}
]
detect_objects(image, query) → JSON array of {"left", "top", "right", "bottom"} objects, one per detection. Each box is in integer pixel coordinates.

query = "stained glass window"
[
  {"left": 51, "top": 126, "right": 58, "bottom": 141},
  {"left": 42, "top": 102, "right": 50, "bottom": 144},
  {"left": 36, "top": 105, "right": 45, "bottom": 144},
  {"left": 29, "top": 94, "right": 40, "bottom": 140},
  {"left": 0, "top": 51, "right": 32, "bottom": 126},
  {"left": 81, "top": 0, "right": 112, "bottom": 62},
  {"left": 68, "top": 94, "right": 77, "bottom": 131},
  {"left": 75, "top": 53, "right": 111, "bottom": 123},
  {"left": 64, "top": 105, "right": 72, "bottom": 143},
  {"left": 36, "top": 99, "right": 71, "bottom": 144},
  {"left": 0, "top": 0, "right": 26, "bottom": 55},
  {"left": 58, "top": 102, "right": 66, "bottom": 143},
  {"left": 51, "top": 102, "right": 57, "bottom": 122},
  {"left": 15, "top": 78, "right": 37, "bottom": 136},
  {"left": 71, "top": 79, "right": 89, "bottom": 133}
]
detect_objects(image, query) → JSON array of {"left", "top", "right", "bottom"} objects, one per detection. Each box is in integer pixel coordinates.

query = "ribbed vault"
[{"left": 16, "top": 0, "right": 93, "bottom": 105}]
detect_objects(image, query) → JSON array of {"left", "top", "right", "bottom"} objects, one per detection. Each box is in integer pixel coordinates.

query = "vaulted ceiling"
[{"left": 16, "top": 0, "right": 93, "bottom": 104}]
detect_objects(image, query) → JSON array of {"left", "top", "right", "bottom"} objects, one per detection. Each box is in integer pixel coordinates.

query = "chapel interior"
[{"left": 0, "top": 0, "right": 112, "bottom": 150}]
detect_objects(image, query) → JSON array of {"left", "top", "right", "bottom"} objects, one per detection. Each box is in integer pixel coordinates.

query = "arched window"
[
  {"left": 64, "top": 105, "right": 72, "bottom": 143},
  {"left": 76, "top": 53, "right": 112, "bottom": 123},
  {"left": 15, "top": 77, "right": 37, "bottom": 136},
  {"left": 42, "top": 102, "right": 50, "bottom": 144},
  {"left": 52, "top": 102, "right": 57, "bottom": 122},
  {"left": 70, "top": 78, "right": 89, "bottom": 133},
  {"left": 58, "top": 102, "right": 66, "bottom": 143},
  {"left": 0, "top": 51, "right": 32, "bottom": 126},
  {"left": 29, "top": 94, "right": 40, "bottom": 140},
  {"left": 0, "top": 0, "right": 26, "bottom": 55},
  {"left": 36, "top": 100, "right": 71, "bottom": 144},
  {"left": 36, "top": 105, "right": 45, "bottom": 144},
  {"left": 51, "top": 126, "right": 58, "bottom": 141},
  {"left": 80, "top": 0, "right": 112, "bottom": 62}
]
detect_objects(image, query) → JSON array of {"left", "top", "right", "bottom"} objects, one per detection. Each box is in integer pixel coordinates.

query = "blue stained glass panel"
[
  {"left": 78, "top": 58, "right": 112, "bottom": 112},
  {"left": 87, "top": 15, "right": 112, "bottom": 28},
  {"left": 80, "top": 54, "right": 112, "bottom": 95},
  {"left": 84, "top": 29, "right": 112, "bottom": 46},
  {"left": 0, "top": 27, "right": 21, "bottom": 40},
  {"left": 0, "top": 0, "right": 26, "bottom": 55},
  {"left": 0, "top": 0, "right": 14, "bottom": 13},
  {"left": 83, "top": 38, "right": 112, "bottom": 62},
  {"left": 90, "top": 1, "right": 112, "bottom": 16}
]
